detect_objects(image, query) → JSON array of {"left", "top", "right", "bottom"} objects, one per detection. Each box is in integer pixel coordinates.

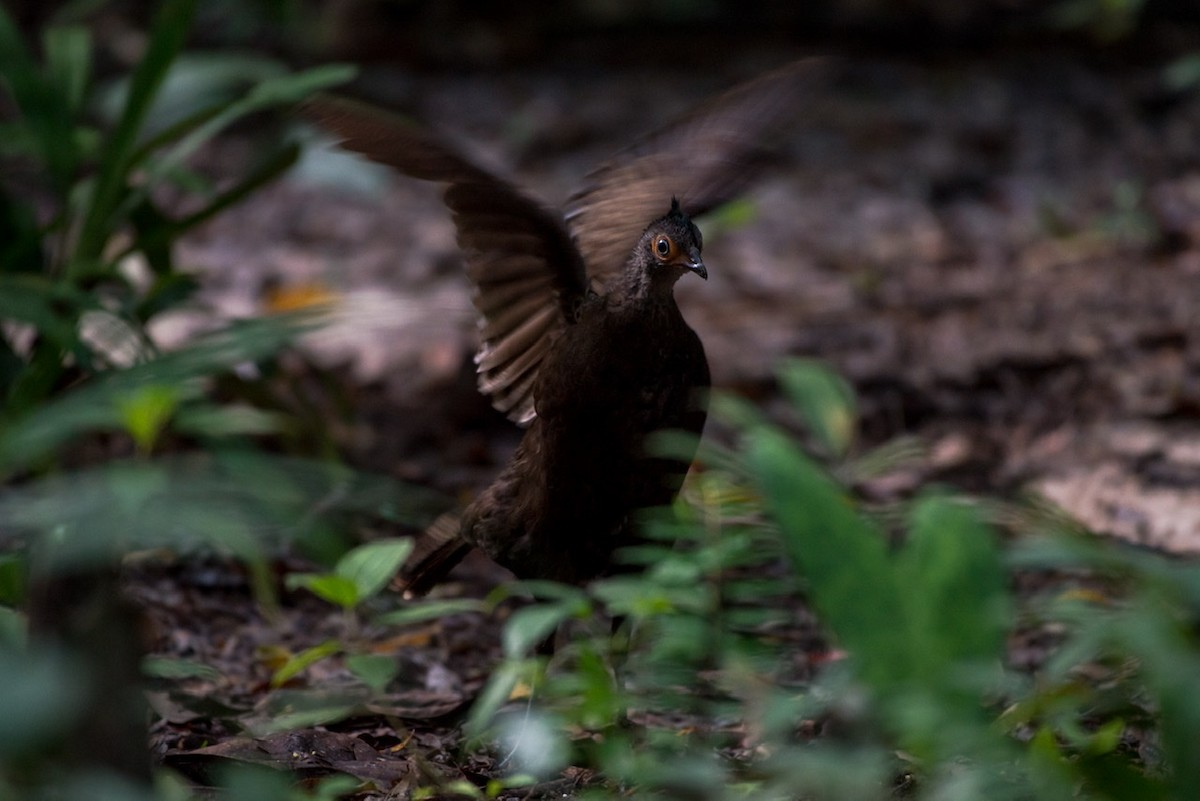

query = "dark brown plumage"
[{"left": 304, "top": 59, "right": 821, "bottom": 592}]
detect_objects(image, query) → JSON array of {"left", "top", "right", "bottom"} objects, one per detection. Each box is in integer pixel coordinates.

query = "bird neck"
[{"left": 616, "top": 262, "right": 681, "bottom": 304}]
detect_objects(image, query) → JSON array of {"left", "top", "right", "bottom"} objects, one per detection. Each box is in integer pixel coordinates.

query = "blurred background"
[
  {"left": 7, "top": 2, "right": 1200, "bottom": 798},
  {"left": 9, "top": 0, "right": 1200, "bottom": 558},
  {"left": 12, "top": 0, "right": 1193, "bottom": 540}
]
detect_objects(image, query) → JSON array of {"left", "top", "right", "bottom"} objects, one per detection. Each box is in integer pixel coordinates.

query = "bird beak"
[{"left": 686, "top": 247, "right": 708, "bottom": 281}]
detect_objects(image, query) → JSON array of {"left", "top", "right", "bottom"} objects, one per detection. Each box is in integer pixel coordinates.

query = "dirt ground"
[{"left": 145, "top": 48, "right": 1200, "bottom": 793}]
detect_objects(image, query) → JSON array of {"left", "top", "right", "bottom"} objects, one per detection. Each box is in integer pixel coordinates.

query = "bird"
[{"left": 304, "top": 59, "right": 822, "bottom": 593}]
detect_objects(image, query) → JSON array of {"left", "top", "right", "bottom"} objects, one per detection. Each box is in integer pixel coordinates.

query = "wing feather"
[
  {"left": 565, "top": 58, "right": 829, "bottom": 282},
  {"left": 304, "top": 96, "right": 588, "bottom": 425}
]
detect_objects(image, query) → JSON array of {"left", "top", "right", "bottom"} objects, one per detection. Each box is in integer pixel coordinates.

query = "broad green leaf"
[
  {"left": 141, "top": 656, "right": 222, "bottom": 681},
  {"left": 174, "top": 404, "right": 284, "bottom": 439},
  {"left": 503, "top": 603, "right": 576, "bottom": 657},
  {"left": 375, "top": 598, "right": 486, "bottom": 627},
  {"left": 0, "top": 314, "right": 313, "bottom": 473},
  {"left": 1076, "top": 751, "right": 1170, "bottom": 801},
  {"left": 310, "top": 775, "right": 362, "bottom": 801},
  {"left": 0, "top": 553, "right": 26, "bottom": 605},
  {"left": 1119, "top": 605, "right": 1200, "bottom": 798},
  {"left": 286, "top": 573, "right": 359, "bottom": 609},
  {"left": 335, "top": 537, "right": 413, "bottom": 602},
  {"left": 116, "top": 383, "right": 180, "bottom": 453},
  {"left": 568, "top": 647, "right": 625, "bottom": 729},
  {"left": 589, "top": 576, "right": 679, "bottom": 618},
  {"left": 465, "top": 659, "right": 530, "bottom": 742},
  {"left": 270, "top": 639, "right": 342, "bottom": 687},
  {"left": 345, "top": 653, "right": 398, "bottom": 693},
  {"left": 709, "top": 391, "right": 767, "bottom": 431},
  {"left": 746, "top": 425, "right": 910, "bottom": 689},
  {"left": 444, "top": 780, "right": 484, "bottom": 799},
  {"left": 493, "top": 580, "right": 589, "bottom": 604},
  {"left": 895, "top": 494, "right": 1008, "bottom": 685},
  {"left": 0, "top": 645, "right": 86, "bottom": 756},
  {"left": 777, "top": 358, "right": 856, "bottom": 457},
  {"left": 1026, "top": 726, "right": 1080, "bottom": 801},
  {"left": 485, "top": 773, "right": 539, "bottom": 797}
]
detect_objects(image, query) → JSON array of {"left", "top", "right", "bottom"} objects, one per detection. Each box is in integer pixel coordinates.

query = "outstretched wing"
[
  {"left": 304, "top": 97, "right": 589, "bottom": 426},
  {"left": 564, "top": 58, "right": 828, "bottom": 281}
]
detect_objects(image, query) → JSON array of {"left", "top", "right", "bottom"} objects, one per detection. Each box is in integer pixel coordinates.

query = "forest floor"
[{"left": 137, "top": 49, "right": 1200, "bottom": 796}]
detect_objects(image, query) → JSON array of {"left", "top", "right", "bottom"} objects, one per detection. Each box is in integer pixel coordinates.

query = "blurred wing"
[
  {"left": 304, "top": 96, "right": 589, "bottom": 425},
  {"left": 564, "top": 57, "right": 828, "bottom": 280}
]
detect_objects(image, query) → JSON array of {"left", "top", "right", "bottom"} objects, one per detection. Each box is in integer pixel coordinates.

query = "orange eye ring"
[{"left": 653, "top": 235, "right": 678, "bottom": 261}]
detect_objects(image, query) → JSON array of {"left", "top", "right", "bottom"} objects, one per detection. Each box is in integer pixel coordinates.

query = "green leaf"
[
  {"left": 746, "top": 425, "right": 910, "bottom": 689},
  {"left": 465, "top": 659, "right": 530, "bottom": 742},
  {"left": 0, "top": 314, "right": 313, "bottom": 473},
  {"left": 1118, "top": 604, "right": 1200, "bottom": 798},
  {"left": 96, "top": 52, "right": 288, "bottom": 135},
  {"left": 118, "top": 142, "right": 301, "bottom": 271},
  {"left": 503, "top": 603, "right": 576, "bottom": 657},
  {"left": 444, "top": 780, "right": 484, "bottom": 799},
  {"left": 73, "top": 0, "right": 197, "bottom": 266},
  {"left": 286, "top": 573, "right": 360, "bottom": 610},
  {"left": 43, "top": 26, "right": 92, "bottom": 114},
  {"left": 116, "top": 383, "right": 180, "bottom": 453},
  {"left": 172, "top": 142, "right": 300, "bottom": 234},
  {"left": 0, "top": 553, "right": 27, "bottom": 606},
  {"left": 494, "top": 580, "right": 589, "bottom": 604},
  {"left": 590, "top": 576, "right": 681, "bottom": 618},
  {"left": 0, "top": 645, "right": 86, "bottom": 757},
  {"left": 0, "top": 7, "right": 79, "bottom": 189},
  {"left": 335, "top": 537, "right": 413, "bottom": 602},
  {"left": 142, "top": 64, "right": 354, "bottom": 193},
  {"left": 895, "top": 494, "right": 1008, "bottom": 686},
  {"left": 345, "top": 653, "right": 398, "bottom": 693},
  {"left": 1076, "top": 751, "right": 1170, "bottom": 801},
  {"left": 311, "top": 775, "right": 362, "bottom": 801},
  {"left": 710, "top": 391, "right": 767, "bottom": 431},
  {"left": 777, "top": 358, "right": 856, "bottom": 457},
  {"left": 1027, "top": 726, "right": 1081, "bottom": 801},
  {"left": 174, "top": 404, "right": 284, "bottom": 439},
  {"left": 1166, "top": 53, "right": 1200, "bottom": 92},
  {"left": 270, "top": 640, "right": 342, "bottom": 687},
  {"left": 141, "top": 656, "right": 223, "bottom": 681},
  {"left": 0, "top": 274, "right": 92, "bottom": 347},
  {"left": 375, "top": 598, "right": 487, "bottom": 626}
]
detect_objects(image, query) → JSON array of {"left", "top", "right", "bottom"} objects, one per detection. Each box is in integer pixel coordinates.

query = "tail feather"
[{"left": 398, "top": 513, "right": 472, "bottom": 597}]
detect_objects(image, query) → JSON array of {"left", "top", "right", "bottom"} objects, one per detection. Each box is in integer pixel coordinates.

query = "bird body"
[
  {"left": 463, "top": 226, "right": 711, "bottom": 585},
  {"left": 304, "top": 59, "right": 821, "bottom": 592}
]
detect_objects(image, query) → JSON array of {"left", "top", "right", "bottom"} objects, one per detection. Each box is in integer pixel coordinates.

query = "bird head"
[{"left": 635, "top": 198, "right": 707, "bottom": 285}]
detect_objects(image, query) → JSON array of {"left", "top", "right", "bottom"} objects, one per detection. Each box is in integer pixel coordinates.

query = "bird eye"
[{"left": 654, "top": 236, "right": 676, "bottom": 260}]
